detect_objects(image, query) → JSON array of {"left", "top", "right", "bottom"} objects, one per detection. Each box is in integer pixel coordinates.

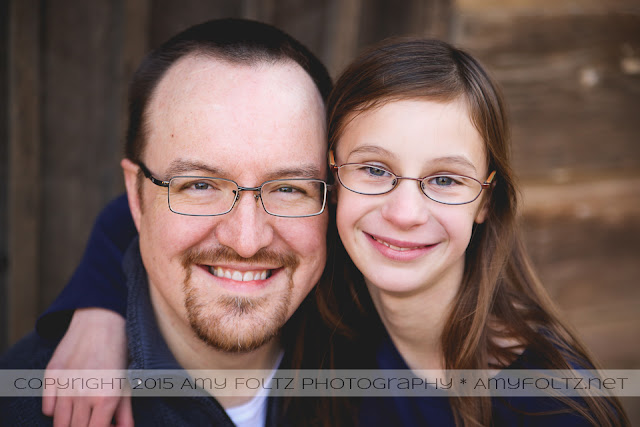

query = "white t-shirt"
[{"left": 225, "top": 351, "right": 285, "bottom": 427}]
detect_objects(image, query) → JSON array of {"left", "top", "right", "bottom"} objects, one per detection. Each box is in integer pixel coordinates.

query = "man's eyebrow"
[
  {"left": 263, "top": 165, "right": 324, "bottom": 181},
  {"left": 165, "top": 160, "right": 226, "bottom": 178},
  {"left": 164, "top": 160, "right": 323, "bottom": 181}
]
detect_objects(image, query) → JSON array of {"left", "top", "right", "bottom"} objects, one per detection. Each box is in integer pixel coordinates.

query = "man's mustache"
[{"left": 181, "top": 246, "right": 299, "bottom": 271}]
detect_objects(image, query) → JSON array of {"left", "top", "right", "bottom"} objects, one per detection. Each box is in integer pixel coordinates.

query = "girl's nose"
[{"left": 380, "top": 179, "right": 430, "bottom": 229}]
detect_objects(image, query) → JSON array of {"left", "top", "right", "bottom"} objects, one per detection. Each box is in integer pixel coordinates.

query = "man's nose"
[
  {"left": 214, "top": 190, "right": 275, "bottom": 258},
  {"left": 380, "top": 180, "right": 431, "bottom": 229}
]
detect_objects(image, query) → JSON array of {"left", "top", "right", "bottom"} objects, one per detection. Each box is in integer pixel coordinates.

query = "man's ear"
[{"left": 121, "top": 158, "right": 143, "bottom": 232}]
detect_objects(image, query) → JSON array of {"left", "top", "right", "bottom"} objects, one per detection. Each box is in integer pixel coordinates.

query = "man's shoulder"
[{"left": 0, "top": 331, "right": 56, "bottom": 426}]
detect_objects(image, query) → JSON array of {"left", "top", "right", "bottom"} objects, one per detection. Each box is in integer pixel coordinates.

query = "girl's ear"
[
  {"left": 121, "top": 158, "right": 143, "bottom": 232},
  {"left": 475, "top": 171, "right": 496, "bottom": 224},
  {"left": 328, "top": 150, "right": 339, "bottom": 204},
  {"left": 474, "top": 195, "right": 489, "bottom": 224},
  {"left": 475, "top": 204, "right": 488, "bottom": 224}
]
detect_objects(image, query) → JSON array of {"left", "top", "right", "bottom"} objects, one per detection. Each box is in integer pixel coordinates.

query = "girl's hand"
[{"left": 42, "top": 308, "right": 133, "bottom": 426}]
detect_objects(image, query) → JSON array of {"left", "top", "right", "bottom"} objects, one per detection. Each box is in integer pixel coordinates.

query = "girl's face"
[{"left": 335, "top": 99, "right": 489, "bottom": 297}]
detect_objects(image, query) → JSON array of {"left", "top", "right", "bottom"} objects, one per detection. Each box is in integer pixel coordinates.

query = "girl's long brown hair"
[{"left": 318, "top": 38, "right": 628, "bottom": 426}]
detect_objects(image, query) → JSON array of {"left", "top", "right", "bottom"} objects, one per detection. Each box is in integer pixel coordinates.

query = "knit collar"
[{"left": 123, "top": 237, "right": 181, "bottom": 370}]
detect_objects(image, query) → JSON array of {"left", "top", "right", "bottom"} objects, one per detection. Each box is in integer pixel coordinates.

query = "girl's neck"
[{"left": 365, "top": 267, "right": 463, "bottom": 371}]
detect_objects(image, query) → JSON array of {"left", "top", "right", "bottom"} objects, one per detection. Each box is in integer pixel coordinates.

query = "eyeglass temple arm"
[
  {"left": 328, "top": 150, "right": 337, "bottom": 168},
  {"left": 138, "top": 162, "right": 170, "bottom": 187},
  {"left": 482, "top": 171, "right": 497, "bottom": 188}
]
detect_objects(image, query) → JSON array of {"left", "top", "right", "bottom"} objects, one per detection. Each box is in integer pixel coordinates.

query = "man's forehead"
[
  {"left": 150, "top": 54, "right": 323, "bottom": 111},
  {"left": 143, "top": 54, "right": 327, "bottom": 180}
]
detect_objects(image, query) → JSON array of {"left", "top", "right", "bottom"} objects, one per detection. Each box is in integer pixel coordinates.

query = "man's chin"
[
  {"left": 186, "top": 295, "right": 288, "bottom": 353},
  {"left": 196, "top": 326, "right": 279, "bottom": 353},
  {"left": 189, "top": 314, "right": 282, "bottom": 353}
]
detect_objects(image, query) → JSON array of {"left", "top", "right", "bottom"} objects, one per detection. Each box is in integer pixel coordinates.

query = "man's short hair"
[{"left": 125, "top": 18, "right": 333, "bottom": 163}]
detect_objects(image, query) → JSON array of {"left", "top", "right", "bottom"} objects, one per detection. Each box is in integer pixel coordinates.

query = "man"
[{"left": 1, "top": 18, "right": 333, "bottom": 426}]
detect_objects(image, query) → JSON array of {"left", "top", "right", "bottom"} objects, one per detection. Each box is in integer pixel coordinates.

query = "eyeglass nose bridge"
[
  {"left": 389, "top": 176, "right": 427, "bottom": 195},
  {"left": 229, "top": 185, "right": 264, "bottom": 212}
]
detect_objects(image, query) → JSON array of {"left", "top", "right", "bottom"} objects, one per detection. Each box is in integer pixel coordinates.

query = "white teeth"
[
  {"left": 209, "top": 266, "right": 272, "bottom": 282},
  {"left": 373, "top": 236, "right": 419, "bottom": 251}
]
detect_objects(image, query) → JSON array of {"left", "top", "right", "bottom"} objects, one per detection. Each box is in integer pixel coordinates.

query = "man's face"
[{"left": 125, "top": 56, "right": 328, "bottom": 354}]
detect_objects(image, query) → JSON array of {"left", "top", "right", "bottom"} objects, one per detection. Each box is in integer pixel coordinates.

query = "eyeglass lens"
[
  {"left": 336, "top": 164, "right": 482, "bottom": 205},
  {"left": 167, "top": 177, "right": 326, "bottom": 217}
]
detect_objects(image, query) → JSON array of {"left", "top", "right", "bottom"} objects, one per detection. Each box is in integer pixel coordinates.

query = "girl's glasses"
[{"left": 329, "top": 151, "right": 496, "bottom": 205}]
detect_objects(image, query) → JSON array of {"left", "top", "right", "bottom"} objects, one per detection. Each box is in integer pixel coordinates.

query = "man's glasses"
[
  {"left": 138, "top": 162, "right": 328, "bottom": 217},
  {"left": 329, "top": 152, "right": 495, "bottom": 205}
]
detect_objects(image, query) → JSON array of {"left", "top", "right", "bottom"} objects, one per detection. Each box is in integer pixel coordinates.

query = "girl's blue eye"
[
  {"left": 366, "top": 166, "right": 388, "bottom": 177},
  {"left": 427, "top": 175, "right": 468, "bottom": 188},
  {"left": 434, "top": 176, "right": 454, "bottom": 186}
]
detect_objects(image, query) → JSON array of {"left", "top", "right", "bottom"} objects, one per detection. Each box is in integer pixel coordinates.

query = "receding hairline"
[{"left": 139, "top": 51, "right": 326, "bottom": 161}]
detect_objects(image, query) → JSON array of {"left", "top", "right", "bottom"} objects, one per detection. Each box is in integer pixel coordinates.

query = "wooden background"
[{"left": 2, "top": 0, "right": 639, "bottom": 421}]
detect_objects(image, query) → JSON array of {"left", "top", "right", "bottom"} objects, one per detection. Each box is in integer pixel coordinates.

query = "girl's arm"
[{"left": 39, "top": 194, "right": 136, "bottom": 426}]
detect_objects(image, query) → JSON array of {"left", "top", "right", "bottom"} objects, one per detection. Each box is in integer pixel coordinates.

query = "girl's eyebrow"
[
  {"left": 430, "top": 155, "right": 477, "bottom": 173},
  {"left": 348, "top": 145, "right": 398, "bottom": 160},
  {"left": 347, "top": 146, "right": 478, "bottom": 173}
]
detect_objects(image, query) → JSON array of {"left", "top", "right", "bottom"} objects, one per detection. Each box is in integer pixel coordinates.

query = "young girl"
[
  {"left": 317, "top": 38, "right": 627, "bottom": 426},
  {"left": 38, "top": 39, "right": 627, "bottom": 426}
]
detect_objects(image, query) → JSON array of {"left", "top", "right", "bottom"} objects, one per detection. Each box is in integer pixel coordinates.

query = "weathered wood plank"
[
  {"left": 120, "top": 0, "right": 152, "bottom": 168},
  {"left": 520, "top": 177, "right": 640, "bottom": 423},
  {"left": 323, "top": 0, "right": 362, "bottom": 76},
  {"left": 38, "top": 1, "right": 150, "bottom": 310},
  {"left": 7, "top": 0, "right": 42, "bottom": 344},
  {"left": 242, "top": 0, "right": 276, "bottom": 22},
  {"left": 150, "top": 0, "right": 242, "bottom": 48},
  {"left": 0, "top": 0, "right": 10, "bottom": 352},
  {"left": 408, "top": 0, "right": 452, "bottom": 39},
  {"left": 456, "top": 0, "right": 640, "bottom": 14},
  {"left": 520, "top": 178, "right": 640, "bottom": 365},
  {"left": 454, "top": 12, "right": 640, "bottom": 180},
  {"left": 269, "top": 0, "right": 331, "bottom": 74}
]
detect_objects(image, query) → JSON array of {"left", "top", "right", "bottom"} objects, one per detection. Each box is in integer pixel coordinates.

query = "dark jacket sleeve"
[
  {"left": 36, "top": 194, "right": 138, "bottom": 340},
  {"left": 0, "top": 331, "right": 58, "bottom": 426}
]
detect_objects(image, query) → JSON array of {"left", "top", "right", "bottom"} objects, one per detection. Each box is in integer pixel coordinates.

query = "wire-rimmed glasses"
[
  {"left": 138, "top": 162, "right": 328, "bottom": 217},
  {"left": 329, "top": 152, "right": 495, "bottom": 205}
]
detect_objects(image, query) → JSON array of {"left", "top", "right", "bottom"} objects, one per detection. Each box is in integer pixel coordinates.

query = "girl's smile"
[{"left": 366, "top": 231, "right": 438, "bottom": 262}]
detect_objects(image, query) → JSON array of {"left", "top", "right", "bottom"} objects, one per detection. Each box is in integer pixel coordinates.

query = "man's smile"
[{"left": 209, "top": 266, "right": 274, "bottom": 282}]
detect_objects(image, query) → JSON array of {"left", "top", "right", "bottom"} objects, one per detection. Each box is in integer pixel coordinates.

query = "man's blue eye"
[{"left": 193, "top": 182, "right": 210, "bottom": 190}]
